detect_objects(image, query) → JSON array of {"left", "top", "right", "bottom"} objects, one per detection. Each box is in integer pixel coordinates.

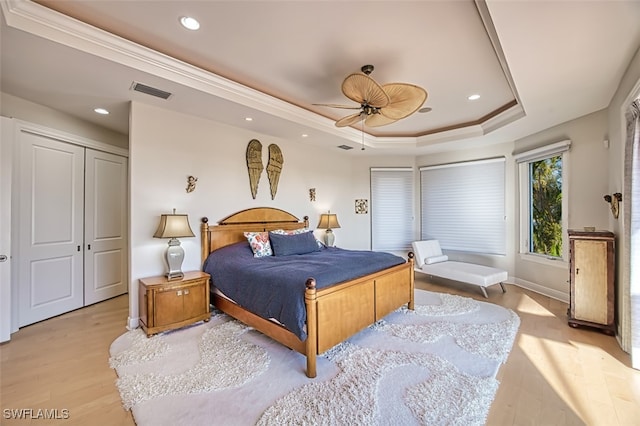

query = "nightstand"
[{"left": 138, "top": 271, "right": 211, "bottom": 336}]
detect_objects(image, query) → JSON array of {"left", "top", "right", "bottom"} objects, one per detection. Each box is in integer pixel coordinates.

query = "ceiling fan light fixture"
[
  {"left": 317, "top": 64, "right": 427, "bottom": 129},
  {"left": 335, "top": 111, "right": 366, "bottom": 128},
  {"left": 378, "top": 83, "right": 427, "bottom": 120},
  {"left": 342, "top": 73, "right": 389, "bottom": 108}
]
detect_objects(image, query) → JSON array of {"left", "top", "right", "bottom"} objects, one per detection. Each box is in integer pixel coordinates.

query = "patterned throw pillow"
[
  {"left": 243, "top": 231, "right": 273, "bottom": 257},
  {"left": 272, "top": 228, "right": 324, "bottom": 248}
]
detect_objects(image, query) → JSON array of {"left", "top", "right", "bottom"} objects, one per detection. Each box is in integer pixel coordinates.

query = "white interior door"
[
  {"left": 18, "top": 131, "right": 84, "bottom": 326},
  {"left": 84, "top": 149, "right": 128, "bottom": 305},
  {"left": 1, "top": 117, "right": 13, "bottom": 341}
]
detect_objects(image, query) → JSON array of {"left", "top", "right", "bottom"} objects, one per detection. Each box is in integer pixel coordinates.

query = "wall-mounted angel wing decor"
[
  {"left": 267, "top": 144, "right": 284, "bottom": 200},
  {"left": 246, "top": 139, "right": 263, "bottom": 199}
]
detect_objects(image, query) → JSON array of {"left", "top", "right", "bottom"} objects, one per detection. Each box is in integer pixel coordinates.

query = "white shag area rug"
[{"left": 109, "top": 290, "right": 519, "bottom": 425}]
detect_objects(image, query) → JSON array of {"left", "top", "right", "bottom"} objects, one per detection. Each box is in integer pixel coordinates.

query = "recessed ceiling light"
[
  {"left": 468, "top": 94, "right": 481, "bottom": 101},
  {"left": 301, "top": 134, "right": 308, "bottom": 138},
  {"left": 94, "top": 108, "right": 109, "bottom": 115},
  {"left": 180, "top": 16, "right": 200, "bottom": 30},
  {"left": 418, "top": 107, "right": 432, "bottom": 113},
  {"left": 245, "top": 117, "right": 253, "bottom": 121}
]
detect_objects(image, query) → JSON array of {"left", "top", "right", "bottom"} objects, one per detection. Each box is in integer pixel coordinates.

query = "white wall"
[
  {"left": 512, "top": 109, "right": 610, "bottom": 300},
  {"left": 0, "top": 92, "right": 128, "bottom": 149},
  {"left": 1, "top": 117, "right": 13, "bottom": 341},
  {"left": 128, "top": 102, "right": 362, "bottom": 327},
  {"left": 607, "top": 44, "right": 640, "bottom": 349},
  {"left": 608, "top": 45, "right": 640, "bottom": 235},
  {"left": 350, "top": 154, "right": 418, "bottom": 253}
]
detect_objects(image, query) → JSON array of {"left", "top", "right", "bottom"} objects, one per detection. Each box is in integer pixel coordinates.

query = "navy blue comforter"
[{"left": 203, "top": 242, "right": 406, "bottom": 340}]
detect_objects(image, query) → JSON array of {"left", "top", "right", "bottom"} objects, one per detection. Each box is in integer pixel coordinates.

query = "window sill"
[{"left": 519, "top": 252, "right": 568, "bottom": 269}]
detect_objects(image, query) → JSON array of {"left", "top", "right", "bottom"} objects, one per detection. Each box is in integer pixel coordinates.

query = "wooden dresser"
[
  {"left": 567, "top": 230, "right": 615, "bottom": 335},
  {"left": 139, "top": 271, "right": 211, "bottom": 336}
]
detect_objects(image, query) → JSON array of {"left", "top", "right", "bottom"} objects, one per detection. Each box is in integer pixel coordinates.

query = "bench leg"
[
  {"left": 480, "top": 287, "right": 488, "bottom": 298},
  {"left": 499, "top": 282, "right": 506, "bottom": 293}
]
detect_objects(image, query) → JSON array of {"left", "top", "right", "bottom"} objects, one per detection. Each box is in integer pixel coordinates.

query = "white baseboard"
[
  {"left": 127, "top": 316, "right": 140, "bottom": 331},
  {"left": 509, "top": 276, "right": 569, "bottom": 304}
]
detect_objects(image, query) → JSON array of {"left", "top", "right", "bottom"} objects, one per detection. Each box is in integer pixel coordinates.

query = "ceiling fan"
[{"left": 316, "top": 64, "right": 428, "bottom": 128}]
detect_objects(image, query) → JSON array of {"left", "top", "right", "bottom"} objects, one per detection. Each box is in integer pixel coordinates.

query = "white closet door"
[
  {"left": 1, "top": 117, "right": 13, "bottom": 341},
  {"left": 18, "top": 132, "right": 84, "bottom": 326},
  {"left": 84, "top": 149, "right": 128, "bottom": 305}
]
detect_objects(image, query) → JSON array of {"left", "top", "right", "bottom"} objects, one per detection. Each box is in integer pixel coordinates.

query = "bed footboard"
[{"left": 305, "top": 257, "right": 414, "bottom": 377}]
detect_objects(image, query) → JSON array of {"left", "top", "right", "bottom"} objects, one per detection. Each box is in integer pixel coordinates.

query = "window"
[
  {"left": 516, "top": 140, "right": 571, "bottom": 260},
  {"left": 370, "top": 168, "right": 413, "bottom": 251},
  {"left": 420, "top": 158, "right": 506, "bottom": 255}
]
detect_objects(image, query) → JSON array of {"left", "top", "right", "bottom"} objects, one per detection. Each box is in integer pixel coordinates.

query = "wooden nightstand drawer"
[{"left": 139, "top": 271, "right": 210, "bottom": 336}]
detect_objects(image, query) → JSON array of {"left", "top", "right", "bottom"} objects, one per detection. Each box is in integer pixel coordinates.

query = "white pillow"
[
  {"left": 424, "top": 255, "right": 448, "bottom": 265},
  {"left": 411, "top": 240, "right": 444, "bottom": 267}
]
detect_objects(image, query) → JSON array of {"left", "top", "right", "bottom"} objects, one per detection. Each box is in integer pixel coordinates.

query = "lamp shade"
[
  {"left": 153, "top": 214, "right": 195, "bottom": 239},
  {"left": 317, "top": 213, "right": 340, "bottom": 230}
]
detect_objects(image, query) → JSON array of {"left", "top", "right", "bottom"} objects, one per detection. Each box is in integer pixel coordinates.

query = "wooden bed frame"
[{"left": 200, "top": 207, "right": 415, "bottom": 378}]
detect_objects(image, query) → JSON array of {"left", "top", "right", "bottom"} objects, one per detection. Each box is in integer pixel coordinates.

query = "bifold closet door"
[
  {"left": 84, "top": 149, "right": 128, "bottom": 305},
  {"left": 18, "top": 132, "right": 84, "bottom": 326}
]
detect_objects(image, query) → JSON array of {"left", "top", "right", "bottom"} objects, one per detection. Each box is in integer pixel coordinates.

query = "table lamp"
[
  {"left": 317, "top": 211, "right": 340, "bottom": 246},
  {"left": 153, "top": 209, "right": 195, "bottom": 280}
]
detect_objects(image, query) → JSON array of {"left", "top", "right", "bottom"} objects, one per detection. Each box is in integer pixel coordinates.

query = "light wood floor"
[{"left": 1, "top": 278, "right": 639, "bottom": 425}]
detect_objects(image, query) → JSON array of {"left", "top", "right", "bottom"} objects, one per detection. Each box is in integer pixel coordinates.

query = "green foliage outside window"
[{"left": 530, "top": 156, "right": 562, "bottom": 257}]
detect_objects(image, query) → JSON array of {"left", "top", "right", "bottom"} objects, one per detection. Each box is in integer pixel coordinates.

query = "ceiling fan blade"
[
  {"left": 335, "top": 112, "right": 365, "bottom": 127},
  {"left": 312, "top": 103, "right": 361, "bottom": 110},
  {"left": 341, "top": 73, "right": 390, "bottom": 108},
  {"left": 379, "top": 83, "right": 428, "bottom": 120},
  {"left": 365, "top": 113, "right": 397, "bottom": 127}
]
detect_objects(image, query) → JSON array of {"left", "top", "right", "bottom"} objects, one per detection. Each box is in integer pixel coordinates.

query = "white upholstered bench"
[{"left": 411, "top": 240, "right": 508, "bottom": 298}]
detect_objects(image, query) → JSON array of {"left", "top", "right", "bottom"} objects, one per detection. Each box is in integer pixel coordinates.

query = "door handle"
[{"left": 0, "top": 255, "right": 7, "bottom": 262}]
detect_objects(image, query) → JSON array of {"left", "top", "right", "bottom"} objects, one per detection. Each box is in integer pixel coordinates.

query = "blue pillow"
[{"left": 269, "top": 231, "right": 320, "bottom": 256}]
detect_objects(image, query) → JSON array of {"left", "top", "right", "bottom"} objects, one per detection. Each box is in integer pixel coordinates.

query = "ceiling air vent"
[
  {"left": 337, "top": 145, "right": 353, "bottom": 150},
  {"left": 131, "top": 82, "right": 172, "bottom": 100}
]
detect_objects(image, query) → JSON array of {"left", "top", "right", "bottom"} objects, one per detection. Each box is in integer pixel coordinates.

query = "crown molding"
[
  {"left": 1, "top": 0, "right": 351, "bottom": 141},
  {"left": 1, "top": 0, "right": 520, "bottom": 154},
  {"left": 481, "top": 103, "right": 526, "bottom": 134}
]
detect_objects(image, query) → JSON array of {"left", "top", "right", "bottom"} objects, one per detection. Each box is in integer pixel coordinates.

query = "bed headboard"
[{"left": 201, "top": 207, "right": 309, "bottom": 263}]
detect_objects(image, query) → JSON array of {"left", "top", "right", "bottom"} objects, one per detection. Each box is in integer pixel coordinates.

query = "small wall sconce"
[
  {"left": 603, "top": 192, "right": 622, "bottom": 219},
  {"left": 186, "top": 175, "right": 198, "bottom": 193},
  {"left": 309, "top": 188, "right": 316, "bottom": 202}
]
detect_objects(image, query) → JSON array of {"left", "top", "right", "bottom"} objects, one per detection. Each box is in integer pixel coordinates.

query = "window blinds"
[
  {"left": 370, "top": 168, "right": 414, "bottom": 251},
  {"left": 420, "top": 158, "right": 506, "bottom": 255}
]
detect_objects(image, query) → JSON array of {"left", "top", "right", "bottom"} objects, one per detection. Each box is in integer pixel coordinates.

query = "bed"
[
  {"left": 412, "top": 240, "right": 507, "bottom": 298},
  {"left": 201, "top": 207, "right": 415, "bottom": 378}
]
